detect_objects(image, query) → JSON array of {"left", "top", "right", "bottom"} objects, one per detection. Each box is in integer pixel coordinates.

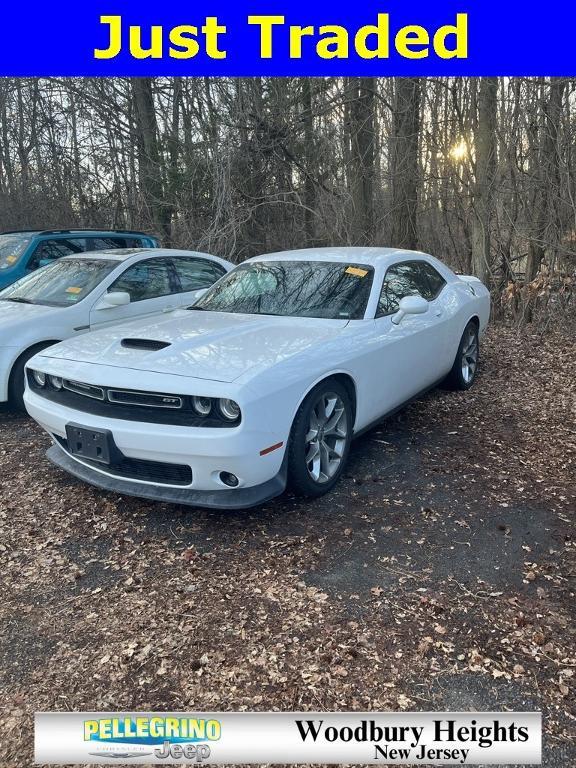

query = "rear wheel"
[
  {"left": 288, "top": 380, "right": 353, "bottom": 497},
  {"left": 8, "top": 344, "right": 53, "bottom": 412},
  {"left": 445, "top": 321, "right": 479, "bottom": 390}
]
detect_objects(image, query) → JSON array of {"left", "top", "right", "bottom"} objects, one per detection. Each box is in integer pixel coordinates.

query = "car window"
[
  {"left": 377, "top": 261, "right": 432, "bottom": 316},
  {"left": 28, "top": 238, "right": 85, "bottom": 269},
  {"left": 418, "top": 262, "right": 446, "bottom": 300},
  {"left": 86, "top": 236, "right": 128, "bottom": 250},
  {"left": 196, "top": 260, "right": 374, "bottom": 320},
  {"left": 172, "top": 257, "right": 227, "bottom": 292},
  {"left": 124, "top": 237, "right": 147, "bottom": 248},
  {"left": 108, "top": 259, "right": 173, "bottom": 302},
  {"left": 0, "top": 233, "right": 32, "bottom": 269},
  {"left": 0, "top": 258, "right": 117, "bottom": 307}
]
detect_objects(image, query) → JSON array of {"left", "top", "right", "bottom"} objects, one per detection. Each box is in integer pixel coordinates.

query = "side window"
[
  {"left": 418, "top": 262, "right": 446, "bottom": 300},
  {"left": 172, "top": 257, "right": 227, "bottom": 293},
  {"left": 87, "top": 236, "right": 128, "bottom": 250},
  {"left": 28, "top": 238, "right": 85, "bottom": 269},
  {"left": 108, "top": 259, "right": 172, "bottom": 302},
  {"left": 377, "top": 262, "right": 431, "bottom": 316},
  {"left": 125, "top": 237, "right": 146, "bottom": 248}
]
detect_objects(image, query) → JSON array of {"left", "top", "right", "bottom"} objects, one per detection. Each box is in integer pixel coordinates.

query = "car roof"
[
  {"left": 247, "top": 246, "right": 431, "bottom": 266},
  {"left": 59, "top": 248, "right": 223, "bottom": 263},
  {"left": 0, "top": 229, "right": 152, "bottom": 237}
]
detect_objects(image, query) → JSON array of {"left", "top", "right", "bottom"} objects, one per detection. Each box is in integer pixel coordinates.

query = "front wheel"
[
  {"left": 445, "top": 321, "right": 479, "bottom": 390},
  {"left": 287, "top": 380, "right": 353, "bottom": 497}
]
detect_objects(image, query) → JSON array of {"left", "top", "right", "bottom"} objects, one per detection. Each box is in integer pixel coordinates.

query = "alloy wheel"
[
  {"left": 461, "top": 329, "right": 478, "bottom": 384},
  {"left": 304, "top": 392, "right": 348, "bottom": 483}
]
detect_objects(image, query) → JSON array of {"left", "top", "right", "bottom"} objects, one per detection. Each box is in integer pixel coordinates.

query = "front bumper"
[
  {"left": 25, "top": 388, "right": 289, "bottom": 507},
  {"left": 47, "top": 442, "right": 287, "bottom": 509}
]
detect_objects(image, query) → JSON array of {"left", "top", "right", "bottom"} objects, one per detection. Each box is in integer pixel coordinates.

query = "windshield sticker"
[
  {"left": 6, "top": 254, "right": 18, "bottom": 264},
  {"left": 66, "top": 286, "right": 82, "bottom": 294},
  {"left": 345, "top": 266, "right": 368, "bottom": 277}
]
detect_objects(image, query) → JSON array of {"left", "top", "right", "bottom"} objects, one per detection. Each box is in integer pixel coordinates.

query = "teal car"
[{"left": 0, "top": 229, "right": 159, "bottom": 290}]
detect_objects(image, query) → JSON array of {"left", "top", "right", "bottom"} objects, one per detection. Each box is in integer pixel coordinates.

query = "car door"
[
  {"left": 88, "top": 257, "right": 176, "bottom": 330},
  {"left": 366, "top": 260, "right": 449, "bottom": 417},
  {"left": 170, "top": 256, "right": 229, "bottom": 306}
]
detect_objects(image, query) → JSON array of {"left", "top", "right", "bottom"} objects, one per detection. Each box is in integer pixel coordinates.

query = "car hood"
[
  {"left": 39, "top": 310, "right": 350, "bottom": 383},
  {"left": 0, "top": 300, "right": 60, "bottom": 336}
]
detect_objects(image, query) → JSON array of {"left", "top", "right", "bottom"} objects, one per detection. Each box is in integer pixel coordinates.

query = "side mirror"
[
  {"left": 391, "top": 294, "right": 429, "bottom": 325},
  {"left": 38, "top": 258, "right": 53, "bottom": 268},
  {"left": 193, "top": 287, "right": 209, "bottom": 299},
  {"left": 95, "top": 291, "right": 131, "bottom": 309}
]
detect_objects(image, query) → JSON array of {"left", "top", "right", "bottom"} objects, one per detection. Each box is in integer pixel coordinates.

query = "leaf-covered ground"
[{"left": 0, "top": 325, "right": 574, "bottom": 767}]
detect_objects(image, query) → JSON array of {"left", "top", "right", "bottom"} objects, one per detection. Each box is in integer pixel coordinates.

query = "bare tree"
[{"left": 0, "top": 76, "right": 574, "bottom": 325}]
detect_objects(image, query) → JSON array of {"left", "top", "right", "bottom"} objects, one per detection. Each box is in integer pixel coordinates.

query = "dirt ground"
[{"left": 0, "top": 324, "right": 574, "bottom": 768}]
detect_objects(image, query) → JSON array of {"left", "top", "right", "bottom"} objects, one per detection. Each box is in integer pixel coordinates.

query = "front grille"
[
  {"left": 28, "top": 372, "right": 240, "bottom": 428},
  {"left": 55, "top": 436, "right": 192, "bottom": 486},
  {"left": 64, "top": 380, "right": 105, "bottom": 400},
  {"left": 107, "top": 389, "right": 183, "bottom": 409}
]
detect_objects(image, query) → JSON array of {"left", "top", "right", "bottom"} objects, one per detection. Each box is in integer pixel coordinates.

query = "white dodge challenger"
[{"left": 24, "top": 247, "right": 490, "bottom": 509}]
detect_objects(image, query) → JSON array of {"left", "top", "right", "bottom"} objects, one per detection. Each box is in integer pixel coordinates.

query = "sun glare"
[{"left": 449, "top": 140, "right": 469, "bottom": 162}]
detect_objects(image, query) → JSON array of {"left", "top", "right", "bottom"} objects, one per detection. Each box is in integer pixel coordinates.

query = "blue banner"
[{"left": 2, "top": 0, "right": 575, "bottom": 75}]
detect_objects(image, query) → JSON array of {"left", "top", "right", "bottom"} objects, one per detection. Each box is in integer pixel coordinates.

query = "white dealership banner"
[{"left": 35, "top": 711, "right": 541, "bottom": 764}]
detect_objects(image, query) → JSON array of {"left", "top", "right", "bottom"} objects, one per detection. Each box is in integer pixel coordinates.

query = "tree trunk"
[
  {"left": 525, "top": 78, "right": 567, "bottom": 283},
  {"left": 390, "top": 78, "right": 421, "bottom": 250},
  {"left": 346, "top": 77, "right": 376, "bottom": 244},
  {"left": 301, "top": 78, "right": 316, "bottom": 243},
  {"left": 131, "top": 77, "right": 171, "bottom": 241},
  {"left": 471, "top": 77, "right": 498, "bottom": 284}
]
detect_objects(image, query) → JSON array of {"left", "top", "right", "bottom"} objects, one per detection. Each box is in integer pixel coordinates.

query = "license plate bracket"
[{"left": 65, "top": 423, "right": 118, "bottom": 465}]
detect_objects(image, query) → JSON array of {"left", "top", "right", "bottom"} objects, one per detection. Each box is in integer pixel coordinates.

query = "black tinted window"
[
  {"left": 172, "top": 257, "right": 227, "bottom": 292},
  {"left": 418, "top": 262, "right": 446, "bottom": 299},
  {"left": 87, "top": 236, "right": 128, "bottom": 250},
  {"left": 28, "top": 238, "right": 85, "bottom": 269},
  {"left": 378, "top": 262, "right": 431, "bottom": 316},
  {"left": 125, "top": 237, "right": 146, "bottom": 248},
  {"left": 109, "top": 259, "right": 172, "bottom": 302}
]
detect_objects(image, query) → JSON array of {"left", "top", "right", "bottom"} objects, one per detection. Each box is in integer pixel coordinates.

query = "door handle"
[{"left": 434, "top": 309, "right": 443, "bottom": 317}]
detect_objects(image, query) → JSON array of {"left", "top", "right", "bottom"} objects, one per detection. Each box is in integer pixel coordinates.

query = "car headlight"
[
  {"left": 219, "top": 398, "right": 241, "bottom": 421},
  {"left": 32, "top": 370, "right": 46, "bottom": 387},
  {"left": 192, "top": 396, "right": 212, "bottom": 416},
  {"left": 48, "top": 375, "right": 63, "bottom": 390}
]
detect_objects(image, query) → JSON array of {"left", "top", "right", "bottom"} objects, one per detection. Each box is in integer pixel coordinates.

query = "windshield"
[
  {"left": 194, "top": 260, "right": 374, "bottom": 319},
  {"left": 0, "top": 234, "right": 32, "bottom": 269},
  {"left": 0, "top": 258, "right": 117, "bottom": 307}
]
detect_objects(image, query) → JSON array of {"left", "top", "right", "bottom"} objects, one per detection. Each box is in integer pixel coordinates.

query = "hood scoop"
[{"left": 120, "top": 338, "right": 171, "bottom": 351}]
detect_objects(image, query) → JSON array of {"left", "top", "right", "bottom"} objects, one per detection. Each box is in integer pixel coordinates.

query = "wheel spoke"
[
  {"left": 319, "top": 440, "right": 331, "bottom": 481},
  {"left": 324, "top": 407, "right": 345, "bottom": 436},
  {"left": 323, "top": 396, "right": 337, "bottom": 421},
  {"left": 305, "top": 427, "right": 318, "bottom": 442}
]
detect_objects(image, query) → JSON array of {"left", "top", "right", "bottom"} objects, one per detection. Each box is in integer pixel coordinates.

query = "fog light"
[
  {"left": 219, "top": 471, "right": 239, "bottom": 488},
  {"left": 192, "top": 396, "right": 212, "bottom": 416},
  {"left": 49, "top": 375, "right": 63, "bottom": 390},
  {"left": 32, "top": 370, "right": 46, "bottom": 387}
]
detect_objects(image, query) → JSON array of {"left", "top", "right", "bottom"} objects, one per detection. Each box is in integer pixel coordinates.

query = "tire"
[
  {"left": 287, "top": 379, "right": 353, "bottom": 497},
  {"left": 8, "top": 344, "right": 52, "bottom": 412},
  {"left": 444, "top": 320, "right": 479, "bottom": 390}
]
